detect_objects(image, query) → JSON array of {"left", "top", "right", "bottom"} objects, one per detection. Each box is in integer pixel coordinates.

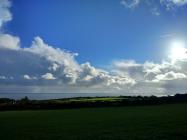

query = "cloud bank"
[{"left": 0, "top": 0, "right": 187, "bottom": 95}]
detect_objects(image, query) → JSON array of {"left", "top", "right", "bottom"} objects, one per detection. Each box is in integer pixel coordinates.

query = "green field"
[{"left": 0, "top": 103, "right": 187, "bottom": 140}]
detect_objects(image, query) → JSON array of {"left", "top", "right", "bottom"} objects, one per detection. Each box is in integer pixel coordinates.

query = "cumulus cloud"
[
  {"left": 0, "top": 1, "right": 20, "bottom": 50},
  {"left": 23, "top": 75, "right": 31, "bottom": 80},
  {"left": 111, "top": 58, "right": 187, "bottom": 94},
  {"left": 78, "top": 62, "right": 135, "bottom": 87},
  {"left": 0, "top": 35, "right": 134, "bottom": 91},
  {"left": 25, "top": 37, "right": 79, "bottom": 84},
  {"left": 0, "top": 75, "right": 6, "bottom": 79},
  {"left": 112, "top": 59, "right": 187, "bottom": 81},
  {"left": 25, "top": 37, "right": 78, "bottom": 65},
  {"left": 0, "top": 34, "right": 20, "bottom": 50},
  {"left": 112, "top": 60, "right": 144, "bottom": 81},
  {"left": 48, "top": 63, "right": 60, "bottom": 71},
  {"left": 154, "top": 71, "right": 186, "bottom": 82},
  {"left": 23, "top": 75, "right": 37, "bottom": 80},
  {"left": 0, "top": 0, "right": 12, "bottom": 30},
  {"left": 41, "top": 73, "right": 56, "bottom": 80}
]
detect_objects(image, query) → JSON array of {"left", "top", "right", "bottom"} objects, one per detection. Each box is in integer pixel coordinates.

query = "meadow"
[{"left": 0, "top": 103, "right": 187, "bottom": 140}]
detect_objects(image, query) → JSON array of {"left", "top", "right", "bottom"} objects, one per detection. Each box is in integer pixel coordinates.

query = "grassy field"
[{"left": 0, "top": 103, "right": 187, "bottom": 140}]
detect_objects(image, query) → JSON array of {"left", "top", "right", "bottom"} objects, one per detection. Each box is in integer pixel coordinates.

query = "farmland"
[{"left": 0, "top": 103, "right": 187, "bottom": 140}]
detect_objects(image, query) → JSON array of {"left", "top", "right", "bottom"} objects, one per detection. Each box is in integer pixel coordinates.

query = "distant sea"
[{"left": 0, "top": 93, "right": 125, "bottom": 100}]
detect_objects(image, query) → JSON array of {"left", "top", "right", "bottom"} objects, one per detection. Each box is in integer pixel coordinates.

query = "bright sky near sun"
[{"left": 0, "top": 0, "right": 187, "bottom": 95}]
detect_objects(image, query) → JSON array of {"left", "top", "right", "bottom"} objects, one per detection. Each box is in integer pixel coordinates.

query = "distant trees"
[
  {"left": 0, "top": 98, "right": 15, "bottom": 104},
  {"left": 0, "top": 93, "right": 187, "bottom": 111},
  {"left": 18, "top": 96, "right": 30, "bottom": 104}
]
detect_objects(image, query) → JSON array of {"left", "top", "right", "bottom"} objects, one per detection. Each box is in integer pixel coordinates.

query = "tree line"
[{"left": 0, "top": 93, "right": 187, "bottom": 111}]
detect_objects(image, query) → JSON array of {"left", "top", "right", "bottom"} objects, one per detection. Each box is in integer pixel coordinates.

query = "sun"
[{"left": 170, "top": 40, "right": 187, "bottom": 60}]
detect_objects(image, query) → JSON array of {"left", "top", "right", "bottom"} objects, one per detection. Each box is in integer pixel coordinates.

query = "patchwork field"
[{"left": 0, "top": 103, "right": 187, "bottom": 140}]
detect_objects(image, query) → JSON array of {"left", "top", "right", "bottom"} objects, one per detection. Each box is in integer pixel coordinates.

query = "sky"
[{"left": 0, "top": 0, "right": 187, "bottom": 96}]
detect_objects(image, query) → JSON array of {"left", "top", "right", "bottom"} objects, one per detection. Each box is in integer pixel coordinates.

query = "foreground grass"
[{"left": 0, "top": 103, "right": 187, "bottom": 140}]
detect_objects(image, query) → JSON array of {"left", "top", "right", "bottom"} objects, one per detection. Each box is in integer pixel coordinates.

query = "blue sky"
[
  {"left": 7, "top": 0, "right": 187, "bottom": 66},
  {"left": 0, "top": 0, "right": 187, "bottom": 95}
]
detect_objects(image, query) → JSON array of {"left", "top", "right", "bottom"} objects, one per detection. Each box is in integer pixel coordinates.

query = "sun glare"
[{"left": 170, "top": 40, "right": 187, "bottom": 60}]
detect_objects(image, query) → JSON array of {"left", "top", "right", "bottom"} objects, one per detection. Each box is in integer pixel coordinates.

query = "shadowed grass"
[{"left": 0, "top": 103, "right": 187, "bottom": 140}]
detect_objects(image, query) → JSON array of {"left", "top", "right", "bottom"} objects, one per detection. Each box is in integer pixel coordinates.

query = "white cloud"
[
  {"left": 121, "top": 0, "right": 140, "bottom": 9},
  {"left": 23, "top": 75, "right": 31, "bottom": 80},
  {"left": 78, "top": 62, "right": 135, "bottom": 87},
  {"left": 112, "top": 59, "right": 187, "bottom": 82},
  {"left": 121, "top": 0, "right": 187, "bottom": 14},
  {"left": 154, "top": 71, "right": 186, "bottom": 81},
  {"left": 21, "top": 37, "right": 135, "bottom": 87},
  {"left": 160, "top": 0, "right": 185, "bottom": 10},
  {"left": 171, "top": 0, "right": 187, "bottom": 5},
  {"left": 23, "top": 75, "right": 37, "bottom": 80},
  {"left": 25, "top": 37, "right": 78, "bottom": 66},
  {"left": 151, "top": 7, "right": 160, "bottom": 16},
  {"left": 0, "top": 75, "right": 6, "bottom": 79},
  {"left": 112, "top": 60, "right": 144, "bottom": 81},
  {"left": 111, "top": 58, "right": 187, "bottom": 94},
  {"left": 160, "top": 0, "right": 187, "bottom": 8},
  {"left": 0, "top": 0, "right": 12, "bottom": 30},
  {"left": 0, "top": 36, "right": 136, "bottom": 91},
  {"left": 25, "top": 37, "right": 81, "bottom": 84},
  {"left": 0, "top": 34, "right": 20, "bottom": 50},
  {"left": 48, "top": 63, "right": 60, "bottom": 71},
  {"left": 0, "top": 1, "right": 20, "bottom": 50},
  {"left": 41, "top": 73, "right": 56, "bottom": 80}
]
